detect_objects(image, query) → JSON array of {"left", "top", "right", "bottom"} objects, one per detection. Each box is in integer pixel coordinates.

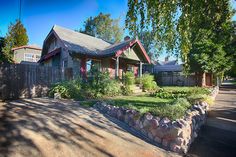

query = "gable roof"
[
  {"left": 158, "top": 60, "right": 178, "bottom": 66},
  {"left": 42, "top": 25, "right": 151, "bottom": 63},
  {"left": 52, "top": 25, "right": 111, "bottom": 56},
  {"left": 154, "top": 64, "right": 183, "bottom": 72}
]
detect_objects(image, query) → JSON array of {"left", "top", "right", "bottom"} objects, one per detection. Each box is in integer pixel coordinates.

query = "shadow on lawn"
[{"left": 0, "top": 98, "right": 121, "bottom": 157}]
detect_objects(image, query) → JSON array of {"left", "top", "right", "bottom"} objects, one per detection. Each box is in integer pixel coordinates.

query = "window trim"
[{"left": 24, "top": 53, "right": 35, "bottom": 62}]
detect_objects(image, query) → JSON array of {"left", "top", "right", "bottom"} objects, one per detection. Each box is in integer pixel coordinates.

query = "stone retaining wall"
[{"left": 94, "top": 87, "right": 219, "bottom": 154}]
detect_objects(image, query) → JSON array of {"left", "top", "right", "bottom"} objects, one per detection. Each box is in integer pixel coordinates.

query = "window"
[
  {"left": 86, "top": 59, "right": 101, "bottom": 77},
  {"left": 127, "top": 64, "right": 134, "bottom": 72},
  {"left": 35, "top": 55, "right": 41, "bottom": 61},
  {"left": 62, "top": 59, "right": 68, "bottom": 68},
  {"left": 24, "top": 53, "right": 34, "bottom": 62}
]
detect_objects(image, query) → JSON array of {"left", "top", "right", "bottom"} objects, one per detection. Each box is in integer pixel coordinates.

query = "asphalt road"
[{"left": 186, "top": 82, "right": 236, "bottom": 157}]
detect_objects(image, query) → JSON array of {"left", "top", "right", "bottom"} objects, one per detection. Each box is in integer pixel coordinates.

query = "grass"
[
  {"left": 104, "top": 95, "right": 191, "bottom": 120},
  {"left": 79, "top": 101, "right": 96, "bottom": 107},
  {"left": 79, "top": 86, "right": 212, "bottom": 120}
]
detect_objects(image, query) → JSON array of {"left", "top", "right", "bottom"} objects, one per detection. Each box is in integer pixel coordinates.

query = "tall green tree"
[
  {"left": 0, "top": 37, "right": 6, "bottom": 62},
  {"left": 80, "top": 13, "right": 123, "bottom": 43},
  {"left": 126, "top": 0, "right": 235, "bottom": 85},
  {"left": 1, "top": 20, "right": 28, "bottom": 63},
  {"left": 137, "top": 31, "right": 159, "bottom": 61},
  {"left": 126, "top": 0, "right": 235, "bottom": 61}
]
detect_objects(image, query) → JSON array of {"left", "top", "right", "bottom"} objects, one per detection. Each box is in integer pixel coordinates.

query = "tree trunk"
[{"left": 201, "top": 72, "right": 206, "bottom": 87}]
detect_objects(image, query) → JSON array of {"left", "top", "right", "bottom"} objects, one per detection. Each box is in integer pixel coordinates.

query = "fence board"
[{"left": 0, "top": 64, "right": 64, "bottom": 100}]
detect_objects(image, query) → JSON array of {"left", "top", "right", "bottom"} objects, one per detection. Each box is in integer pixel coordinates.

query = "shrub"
[
  {"left": 155, "top": 87, "right": 210, "bottom": 99},
  {"left": 49, "top": 79, "right": 82, "bottom": 99},
  {"left": 135, "top": 77, "right": 141, "bottom": 85},
  {"left": 103, "top": 79, "right": 122, "bottom": 97},
  {"left": 140, "top": 74, "right": 158, "bottom": 92},
  {"left": 121, "top": 85, "right": 133, "bottom": 95},
  {"left": 123, "top": 72, "right": 135, "bottom": 86},
  {"left": 49, "top": 70, "right": 122, "bottom": 99},
  {"left": 83, "top": 70, "right": 122, "bottom": 98},
  {"left": 150, "top": 98, "right": 191, "bottom": 120},
  {"left": 187, "top": 94, "right": 214, "bottom": 105}
]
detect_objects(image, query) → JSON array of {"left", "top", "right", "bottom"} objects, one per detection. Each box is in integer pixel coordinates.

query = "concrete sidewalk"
[{"left": 186, "top": 82, "right": 236, "bottom": 157}]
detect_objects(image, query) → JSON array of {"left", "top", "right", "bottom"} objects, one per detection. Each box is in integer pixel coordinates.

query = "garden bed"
[{"left": 94, "top": 86, "right": 219, "bottom": 154}]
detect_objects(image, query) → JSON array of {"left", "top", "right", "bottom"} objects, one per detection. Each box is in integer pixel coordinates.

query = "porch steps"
[{"left": 131, "top": 85, "right": 143, "bottom": 94}]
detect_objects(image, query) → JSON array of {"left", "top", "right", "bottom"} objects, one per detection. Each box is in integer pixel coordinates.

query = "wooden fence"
[
  {"left": 0, "top": 64, "right": 72, "bottom": 100},
  {"left": 155, "top": 73, "right": 197, "bottom": 86}
]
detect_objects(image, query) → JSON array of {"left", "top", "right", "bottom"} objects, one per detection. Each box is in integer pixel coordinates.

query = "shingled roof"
[
  {"left": 53, "top": 25, "right": 111, "bottom": 56},
  {"left": 41, "top": 25, "right": 151, "bottom": 63}
]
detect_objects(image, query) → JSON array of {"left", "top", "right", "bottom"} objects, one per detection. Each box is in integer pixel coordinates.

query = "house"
[
  {"left": 153, "top": 57, "right": 213, "bottom": 86},
  {"left": 39, "top": 25, "right": 151, "bottom": 79},
  {"left": 12, "top": 45, "right": 42, "bottom": 64}
]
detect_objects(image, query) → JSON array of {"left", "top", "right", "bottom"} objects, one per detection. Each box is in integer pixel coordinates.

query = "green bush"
[
  {"left": 123, "top": 72, "right": 135, "bottom": 86},
  {"left": 49, "top": 78, "right": 82, "bottom": 99},
  {"left": 83, "top": 70, "right": 122, "bottom": 98},
  {"left": 140, "top": 74, "right": 158, "bottom": 91},
  {"left": 135, "top": 77, "right": 141, "bottom": 85},
  {"left": 121, "top": 85, "right": 133, "bottom": 95},
  {"left": 49, "top": 70, "right": 122, "bottom": 99},
  {"left": 155, "top": 87, "right": 211, "bottom": 99},
  {"left": 150, "top": 98, "right": 191, "bottom": 120}
]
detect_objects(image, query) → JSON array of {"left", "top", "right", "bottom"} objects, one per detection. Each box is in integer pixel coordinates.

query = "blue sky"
[
  {"left": 0, "top": 0, "right": 128, "bottom": 46},
  {"left": 0, "top": 0, "right": 236, "bottom": 61}
]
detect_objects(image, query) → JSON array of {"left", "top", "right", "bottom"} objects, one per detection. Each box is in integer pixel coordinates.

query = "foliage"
[
  {"left": 79, "top": 12, "right": 123, "bottom": 43},
  {"left": 151, "top": 98, "right": 191, "bottom": 120},
  {"left": 49, "top": 78, "right": 82, "bottom": 99},
  {"left": 122, "top": 72, "right": 135, "bottom": 95},
  {"left": 107, "top": 96, "right": 190, "bottom": 120},
  {"left": 125, "top": 0, "right": 235, "bottom": 75},
  {"left": 79, "top": 101, "right": 97, "bottom": 108},
  {"left": 136, "top": 31, "right": 159, "bottom": 61},
  {"left": 123, "top": 71, "right": 135, "bottom": 86},
  {"left": 121, "top": 85, "right": 133, "bottom": 95},
  {"left": 140, "top": 74, "right": 158, "bottom": 92},
  {"left": 1, "top": 20, "right": 29, "bottom": 63},
  {"left": 154, "top": 86, "right": 210, "bottom": 99},
  {"left": 84, "top": 70, "right": 122, "bottom": 98},
  {"left": 187, "top": 94, "right": 214, "bottom": 105},
  {"left": 0, "top": 37, "right": 6, "bottom": 62},
  {"left": 49, "top": 71, "right": 122, "bottom": 99}
]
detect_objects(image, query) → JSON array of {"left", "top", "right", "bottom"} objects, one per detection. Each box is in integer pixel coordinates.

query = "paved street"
[{"left": 187, "top": 82, "right": 236, "bottom": 157}]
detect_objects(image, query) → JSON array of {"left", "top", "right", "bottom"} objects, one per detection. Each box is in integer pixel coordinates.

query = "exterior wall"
[
  {"left": 13, "top": 48, "right": 41, "bottom": 63},
  {"left": 48, "top": 37, "right": 58, "bottom": 52},
  {"left": 120, "top": 48, "right": 140, "bottom": 61}
]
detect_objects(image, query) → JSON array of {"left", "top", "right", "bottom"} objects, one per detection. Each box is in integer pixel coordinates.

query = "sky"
[
  {"left": 0, "top": 0, "right": 236, "bottom": 61},
  {"left": 0, "top": 0, "right": 128, "bottom": 46}
]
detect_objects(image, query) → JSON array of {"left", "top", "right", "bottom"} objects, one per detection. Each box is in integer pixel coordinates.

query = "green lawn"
[
  {"left": 104, "top": 95, "right": 191, "bottom": 120},
  {"left": 79, "top": 86, "right": 211, "bottom": 120}
]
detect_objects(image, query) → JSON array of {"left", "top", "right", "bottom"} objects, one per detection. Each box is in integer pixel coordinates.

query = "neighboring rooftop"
[
  {"left": 155, "top": 58, "right": 182, "bottom": 72},
  {"left": 158, "top": 60, "right": 178, "bottom": 66},
  {"left": 154, "top": 64, "right": 183, "bottom": 72},
  {"left": 12, "top": 45, "right": 42, "bottom": 51}
]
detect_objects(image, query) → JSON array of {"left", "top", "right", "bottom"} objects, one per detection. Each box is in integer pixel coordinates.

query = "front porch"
[{"left": 79, "top": 56, "right": 143, "bottom": 79}]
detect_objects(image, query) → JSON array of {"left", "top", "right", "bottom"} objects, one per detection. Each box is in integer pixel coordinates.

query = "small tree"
[
  {"left": 1, "top": 20, "right": 29, "bottom": 63},
  {"left": 80, "top": 13, "right": 123, "bottom": 43}
]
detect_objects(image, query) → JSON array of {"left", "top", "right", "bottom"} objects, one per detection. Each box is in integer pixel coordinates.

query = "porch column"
[
  {"left": 115, "top": 57, "right": 119, "bottom": 78},
  {"left": 80, "top": 57, "right": 87, "bottom": 79},
  {"left": 139, "top": 61, "right": 143, "bottom": 77}
]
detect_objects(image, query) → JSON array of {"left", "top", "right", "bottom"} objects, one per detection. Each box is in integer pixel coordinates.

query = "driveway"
[
  {"left": 0, "top": 98, "right": 178, "bottom": 157},
  {"left": 187, "top": 82, "right": 236, "bottom": 157}
]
